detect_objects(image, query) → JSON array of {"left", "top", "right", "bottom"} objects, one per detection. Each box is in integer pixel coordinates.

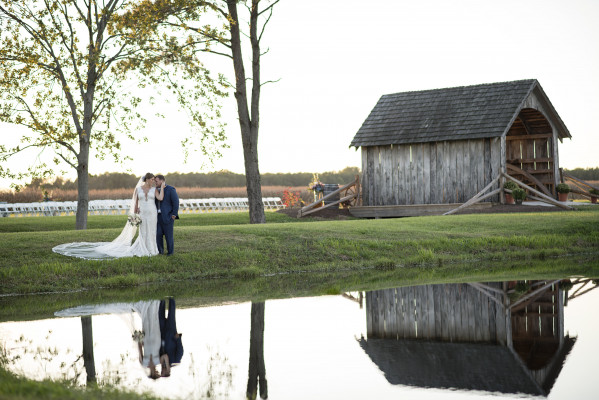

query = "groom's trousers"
[{"left": 156, "top": 218, "right": 175, "bottom": 255}]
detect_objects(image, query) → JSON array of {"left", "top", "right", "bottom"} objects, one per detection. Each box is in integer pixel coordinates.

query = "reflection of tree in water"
[
  {"left": 81, "top": 316, "right": 96, "bottom": 386},
  {"left": 80, "top": 315, "right": 140, "bottom": 388},
  {"left": 247, "top": 302, "right": 267, "bottom": 400}
]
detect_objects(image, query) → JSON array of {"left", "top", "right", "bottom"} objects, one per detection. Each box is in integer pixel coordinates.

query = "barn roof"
[
  {"left": 350, "top": 79, "right": 571, "bottom": 147},
  {"left": 359, "top": 336, "right": 575, "bottom": 396}
]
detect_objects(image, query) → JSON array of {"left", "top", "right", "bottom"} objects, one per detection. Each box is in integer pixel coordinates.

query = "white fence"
[{"left": 0, "top": 197, "right": 285, "bottom": 217}]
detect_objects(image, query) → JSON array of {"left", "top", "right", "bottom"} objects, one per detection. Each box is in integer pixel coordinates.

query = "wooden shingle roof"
[
  {"left": 350, "top": 79, "right": 570, "bottom": 147},
  {"left": 359, "top": 337, "right": 575, "bottom": 396}
]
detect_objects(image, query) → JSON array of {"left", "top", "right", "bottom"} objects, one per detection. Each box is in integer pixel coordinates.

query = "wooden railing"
[
  {"left": 563, "top": 172, "right": 599, "bottom": 200},
  {"left": 443, "top": 172, "right": 573, "bottom": 215}
]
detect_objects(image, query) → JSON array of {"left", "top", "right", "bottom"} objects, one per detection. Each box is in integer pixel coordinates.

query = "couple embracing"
[
  {"left": 55, "top": 296, "right": 183, "bottom": 380},
  {"left": 133, "top": 173, "right": 179, "bottom": 257},
  {"left": 53, "top": 173, "right": 179, "bottom": 260}
]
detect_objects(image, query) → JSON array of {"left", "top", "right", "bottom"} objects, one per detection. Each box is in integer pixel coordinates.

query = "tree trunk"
[
  {"left": 81, "top": 316, "right": 97, "bottom": 386},
  {"left": 246, "top": 302, "right": 267, "bottom": 400},
  {"left": 243, "top": 135, "right": 265, "bottom": 224},
  {"left": 227, "top": 0, "right": 265, "bottom": 224},
  {"left": 75, "top": 144, "right": 89, "bottom": 230},
  {"left": 76, "top": 26, "right": 98, "bottom": 230}
]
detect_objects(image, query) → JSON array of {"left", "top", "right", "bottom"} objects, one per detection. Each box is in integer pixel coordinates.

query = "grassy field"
[{"left": 1, "top": 208, "right": 598, "bottom": 296}]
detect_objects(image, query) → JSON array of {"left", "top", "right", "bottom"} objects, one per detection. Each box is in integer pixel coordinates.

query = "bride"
[{"left": 53, "top": 173, "right": 165, "bottom": 259}]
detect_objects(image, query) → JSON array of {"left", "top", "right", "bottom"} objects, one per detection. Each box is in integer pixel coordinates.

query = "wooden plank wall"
[
  {"left": 365, "top": 283, "right": 507, "bottom": 344},
  {"left": 361, "top": 138, "right": 501, "bottom": 206}
]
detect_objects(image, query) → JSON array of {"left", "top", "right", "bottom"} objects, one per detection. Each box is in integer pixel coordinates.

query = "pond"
[{"left": 1, "top": 278, "right": 598, "bottom": 399}]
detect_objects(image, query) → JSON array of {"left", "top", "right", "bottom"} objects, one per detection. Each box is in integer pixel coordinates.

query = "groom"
[
  {"left": 159, "top": 297, "right": 183, "bottom": 371},
  {"left": 154, "top": 174, "right": 179, "bottom": 255}
]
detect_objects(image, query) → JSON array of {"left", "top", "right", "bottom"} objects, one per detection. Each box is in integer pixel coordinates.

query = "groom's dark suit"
[
  {"left": 155, "top": 184, "right": 179, "bottom": 255},
  {"left": 159, "top": 298, "right": 184, "bottom": 365}
]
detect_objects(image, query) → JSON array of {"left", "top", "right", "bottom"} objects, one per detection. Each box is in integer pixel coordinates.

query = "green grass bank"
[{"left": 1, "top": 208, "right": 598, "bottom": 296}]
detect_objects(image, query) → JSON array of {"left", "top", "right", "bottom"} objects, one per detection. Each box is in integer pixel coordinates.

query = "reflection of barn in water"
[{"left": 359, "top": 281, "right": 575, "bottom": 396}]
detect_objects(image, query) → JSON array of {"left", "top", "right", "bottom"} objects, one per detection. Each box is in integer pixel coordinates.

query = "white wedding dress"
[
  {"left": 128, "top": 187, "right": 159, "bottom": 257},
  {"left": 55, "top": 300, "right": 162, "bottom": 368},
  {"left": 53, "top": 183, "right": 159, "bottom": 260}
]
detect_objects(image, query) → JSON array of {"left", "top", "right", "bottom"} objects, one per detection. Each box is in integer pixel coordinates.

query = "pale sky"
[{"left": 2, "top": 0, "right": 598, "bottom": 189}]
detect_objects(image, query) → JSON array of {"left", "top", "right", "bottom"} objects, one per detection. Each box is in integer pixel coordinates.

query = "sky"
[{"left": 2, "top": 0, "right": 598, "bottom": 189}]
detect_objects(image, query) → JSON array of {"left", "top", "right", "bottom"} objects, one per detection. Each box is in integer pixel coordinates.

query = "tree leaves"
[{"left": 1, "top": 0, "right": 228, "bottom": 190}]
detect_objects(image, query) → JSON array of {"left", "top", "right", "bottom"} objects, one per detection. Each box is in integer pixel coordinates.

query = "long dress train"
[{"left": 52, "top": 186, "right": 159, "bottom": 259}]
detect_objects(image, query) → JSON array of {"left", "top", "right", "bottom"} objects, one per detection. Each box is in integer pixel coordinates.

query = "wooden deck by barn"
[{"left": 348, "top": 202, "right": 492, "bottom": 218}]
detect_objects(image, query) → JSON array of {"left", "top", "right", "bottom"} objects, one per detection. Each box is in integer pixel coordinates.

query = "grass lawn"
[{"left": 1, "top": 208, "right": 598, "bottom": 296}]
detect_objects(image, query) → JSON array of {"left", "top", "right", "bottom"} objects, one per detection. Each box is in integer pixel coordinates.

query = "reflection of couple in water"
[
  {"left": 55, "top": 297, "right": 183, "bottom": 380},
  {"left": 137, "top": 298, "right": 183, "bottom": 379}
]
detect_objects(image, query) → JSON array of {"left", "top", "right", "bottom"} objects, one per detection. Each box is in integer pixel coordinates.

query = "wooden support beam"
[
  {"left": 502, "top": 173, "right": 572, "bottom": 210},
  {"left": 567, "top": 179, "right": 589, "bottom": 193},
  {"left": 355, "top": 175, "right": 361, "bottom": 206},
  {"left": 517, "top": 117, "right": 534, "bottom": 136},
  {"left": 506, "top": 133, "right": 552, "bottom": 141},
  {"left": 444, "top": 188, "right": 501, "bottom": 215},
  {"left": 507, "top": 157, "right": 553, "bottom": 163},
  {"left": 563, "top": 172, "right": 599, "bottom": 192},
  {"left": 467, "top": 283, "right": 506, "bottom": 308},
  {"left": 299, "top": 193, "right": 357, "bottom": 217},
  {"left": 443, "top": 175, "right": 500, "bottom": 215},
  {"left": 509, "top": 280, "right": 561, "bottom": 311},
  {"left": 569, "top": 188, "right": 595, "bottom": 199},
  {"left": 506, "top": 164, "right": 553, "bottom": 197}
]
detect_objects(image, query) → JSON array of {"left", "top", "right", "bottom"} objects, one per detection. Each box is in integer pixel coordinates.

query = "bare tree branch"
[
  {"left": 257, "top": 0, "right": 280, "bottom": 17},
  {"left": 258, "top": 0, "right": 277, "bottom": 42},
  {"left": 260, "top": 78, "right": 280, "bottom": 87}
]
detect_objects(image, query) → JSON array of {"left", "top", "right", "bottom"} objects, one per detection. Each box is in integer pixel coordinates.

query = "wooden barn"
[{"left": 350, "top": 80, "right": 572, "bottom": 208}]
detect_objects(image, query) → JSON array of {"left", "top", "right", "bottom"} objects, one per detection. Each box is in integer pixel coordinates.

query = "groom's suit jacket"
[
  {"left": 159, "top": 298, "right": 184, "bottom": 365},
  {"left": 156, "top": 185, "right": 180, "bottom": 224}
]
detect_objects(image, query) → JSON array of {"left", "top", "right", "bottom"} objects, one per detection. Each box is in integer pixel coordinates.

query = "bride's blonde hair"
[{"left": 143, "top": 172, "right": 155, "bottom": 182}]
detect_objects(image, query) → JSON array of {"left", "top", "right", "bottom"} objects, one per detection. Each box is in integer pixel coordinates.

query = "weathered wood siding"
[
  {"left": 366, "top": 283, "right": 508, "bottom": 344},
  {"left": 361, "top": 138, "right": 502, "bottom": 206}
]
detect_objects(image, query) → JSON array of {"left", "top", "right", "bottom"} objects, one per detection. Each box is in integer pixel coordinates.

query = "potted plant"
[
  {"left": 512, "top": 188, "right": 527, "bottom": 205},
  {"left": 556, "top": 183, "right": 570, "bottom": 202},
  {"left": 503, "top": 181, "right": 518, "bottom": 204},
  {"left": 590, "top": 188, "right": 599, "bottom": 204}
]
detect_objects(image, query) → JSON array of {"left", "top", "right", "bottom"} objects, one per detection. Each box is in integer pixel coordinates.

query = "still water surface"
[{"left": 1, "top": 279, "right": 597, "bottom": 399}]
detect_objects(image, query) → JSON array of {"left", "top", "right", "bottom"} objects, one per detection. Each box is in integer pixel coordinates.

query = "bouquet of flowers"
[
  {"left": 132, "top": 330, "right": 145, "bottom": 343},
  {"left": 128, "top": 214, "right": 142, "bottom": 227}
]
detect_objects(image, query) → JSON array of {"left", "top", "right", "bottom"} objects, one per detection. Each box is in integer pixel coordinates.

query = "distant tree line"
[
  {"left": 564, "top": 167, "right": 599, "bottom": 181},
  {"left": 25, "top": 167, "right": 361, "bottom": 190}
]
